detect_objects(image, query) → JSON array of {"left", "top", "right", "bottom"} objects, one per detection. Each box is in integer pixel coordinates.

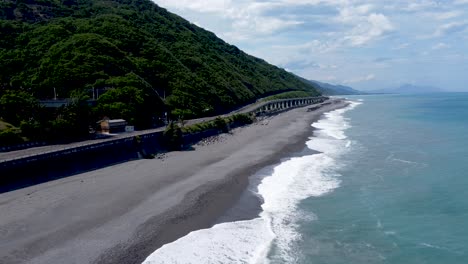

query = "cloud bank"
[{"left": 152, "top": 0, "right": 468, "bottom": 90}]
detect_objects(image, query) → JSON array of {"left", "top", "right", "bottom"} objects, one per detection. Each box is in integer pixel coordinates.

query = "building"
[
  {"left": 97, "top": 118, "right": 127, "bottom": 134},
  {"left": 39, "top": 99, "right": 97, "bottom": 108}
]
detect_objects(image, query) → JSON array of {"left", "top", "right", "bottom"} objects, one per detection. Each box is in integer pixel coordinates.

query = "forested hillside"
[{"left": 0, "top": 0, "right": 320, "bottom": 143}]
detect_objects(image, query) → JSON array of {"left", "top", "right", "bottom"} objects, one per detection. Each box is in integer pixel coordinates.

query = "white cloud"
[
  {"left": 433, "top": 11, "right": 463, "bottom": 20},
  {"left": 154, "top": 0, "right": 394, "bottom": 46},
  {"left": 151, "top": 0, "right": 468, "bottom": 90},
  {"left": 402, "top": 1, "right": 438, "bottom": 12},
  {"left": 153, "top": 0, "right": 233, "bottom": 13},
  {"left": 344, "top": 74, "right": 375, "bottom": 84},
  {"left": 154, "top": 0, "right": 307, "bottom": 39},
  {"left": 235, "top": 17, "right": 303, "bottom": 35},
  {"left": 433, "top": 21, "right": 468, "bottom": 37},
  {"left": 343, "top": 13, "right": 394, "bottom": 46},
  {"left": 336, "top": 4, "right": 374, "bottom": 23},
  {"left": 432, "top": 42, "right": 450, "bottom": 50},
  {"left": 392, "top": 43, "right": 410, "bottom": 50},
  {"left": 319, "top": 75, "right": 338, "bottom": 81}
]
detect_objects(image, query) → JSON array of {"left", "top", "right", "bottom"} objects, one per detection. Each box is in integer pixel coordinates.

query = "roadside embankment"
[{"left": 0, "top": 98, "right": 347, "bottom": 264}]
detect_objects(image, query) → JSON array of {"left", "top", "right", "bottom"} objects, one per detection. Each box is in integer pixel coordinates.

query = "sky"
[{"left": 151, "top": 0, "right": 468, "bottom": 91}]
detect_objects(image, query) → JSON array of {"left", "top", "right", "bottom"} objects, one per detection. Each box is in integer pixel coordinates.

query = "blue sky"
[{"left": 152, "top": 0, "right": 468, "bottom": 91}]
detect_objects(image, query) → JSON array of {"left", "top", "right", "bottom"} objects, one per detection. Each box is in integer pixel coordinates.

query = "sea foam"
[{"left": 142, "top": 101, "right": 361, "bottom": 264}]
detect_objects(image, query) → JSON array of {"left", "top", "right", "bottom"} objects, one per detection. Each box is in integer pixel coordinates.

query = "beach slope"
[{"left": 0, "top": 99, "right": 348, "bottom": 264}]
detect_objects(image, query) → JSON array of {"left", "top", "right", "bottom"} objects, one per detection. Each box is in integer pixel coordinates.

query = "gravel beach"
[{"left": 0, "top": 99, "right": 348, "bottom": 264}]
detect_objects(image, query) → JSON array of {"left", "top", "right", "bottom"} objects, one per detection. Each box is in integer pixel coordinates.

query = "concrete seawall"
[
  {"left": 1, "top": 136, "right": 139, "bottom": 192},
  {"left": 0, "top": 96, "right": 328, "bottom": 192}
]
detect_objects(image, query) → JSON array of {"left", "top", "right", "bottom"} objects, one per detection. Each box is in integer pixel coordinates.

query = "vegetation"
[
  {"left": 163, "top": 122, "right": 183, "bottom": 151},
  {"left": 0, "top": 119, "right": 23, "bottom": 146},
  {"left": 262, "top": 91, "right": 317, "bottom": 101},
  {"left": 0, "top": 119, "right": 15, "bottom": 131},
  {"left": 0, "top": 0, "right": 320, "bottom": 144},
  {"left": 182, "top": 114, "right": 254, "bottom": 134}
]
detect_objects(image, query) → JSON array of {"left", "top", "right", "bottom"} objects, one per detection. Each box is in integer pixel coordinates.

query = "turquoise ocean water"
[
  {"left": 295, "top": 93, "right": 468, "bottom": 264},
  {"left": 143, "top": 93, "right": 468, "bottom": 264}
]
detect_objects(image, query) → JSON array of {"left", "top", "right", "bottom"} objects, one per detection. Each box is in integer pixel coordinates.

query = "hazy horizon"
[{"left": 152, "top": 0, "right": 468, "bottom": 92}]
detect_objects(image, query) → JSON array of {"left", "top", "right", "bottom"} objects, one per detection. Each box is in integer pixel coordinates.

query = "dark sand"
[{"left": 0, "top": 99, "right": 348, "bottom": 264}]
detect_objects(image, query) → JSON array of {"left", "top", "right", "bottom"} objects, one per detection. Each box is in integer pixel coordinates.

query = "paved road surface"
[{"left": 0, "top": 97, "right": 325, "bottom": 163}]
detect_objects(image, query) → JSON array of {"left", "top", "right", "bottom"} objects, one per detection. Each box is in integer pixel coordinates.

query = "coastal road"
[
  {"left": 0, "top": 99, "right": 347, "bottom": 264},
  {"left": 0, "top": 97, "right": 326, "bottom": 163}
]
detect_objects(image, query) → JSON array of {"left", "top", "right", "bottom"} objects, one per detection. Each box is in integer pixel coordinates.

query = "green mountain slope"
[
  {"left": 0, "top": 0, "right": 320, "bottom": 124},
  {"left": 308, "top": 80, "right": 363, "bottom": 95}
]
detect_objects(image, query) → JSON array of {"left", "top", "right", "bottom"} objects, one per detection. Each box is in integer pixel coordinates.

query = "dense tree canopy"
[{"left": 0, "top": 0, "right": 320, "bottom": 143}]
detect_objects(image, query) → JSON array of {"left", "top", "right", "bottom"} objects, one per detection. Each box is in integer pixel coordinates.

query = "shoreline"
[
  {"left": 99, "top": 99, "right": 350, "bottom": 264},
  {"left": 0, "top": 99, "right": 349, "bottom": 264}
]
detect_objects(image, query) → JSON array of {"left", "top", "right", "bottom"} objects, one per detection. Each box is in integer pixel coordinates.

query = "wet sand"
[{"left": 0, "top": 99, "right": 348, "bottom": 264}]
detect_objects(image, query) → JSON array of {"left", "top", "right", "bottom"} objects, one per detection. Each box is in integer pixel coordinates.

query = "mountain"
[
  {"left": 307, "top": 80, "right": 363, "bottom": 95},
  {"left": 368, "top": 84, "right": 444, "bottom": 94},
  {"left": 0, "top": 0, "right": 320, "bottom": 128}
]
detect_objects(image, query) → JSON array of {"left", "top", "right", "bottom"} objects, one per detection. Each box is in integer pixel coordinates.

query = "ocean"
[{"left": 143, "top": 93, "right": 468, "bottom": 264}]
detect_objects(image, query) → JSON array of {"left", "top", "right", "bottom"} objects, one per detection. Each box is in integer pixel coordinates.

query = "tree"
[
  {"left": 0, "top": 90, "right": 39, "bottom": 126},
  {"left": 163, "top": 121, "right": 182, "bottom": 150},
  {"left": 0, "top": 128, "right": 23, "bottom": 146},
  {"left": 0, "top": 0, "right": 321, "bottom": 142},
  {"left": 96, "top": 73, "right": 164, "bottom": 128}
]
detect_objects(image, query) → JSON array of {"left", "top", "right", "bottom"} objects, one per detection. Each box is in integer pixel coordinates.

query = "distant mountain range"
[
  {"left": 368, "top": 84, "right": 444, "bottom": 94},
  {"left": 306, "top": 80, "right": 364, "bottom": 95},
  {"left": 302, "top": 79, "right": 444, "bottom": 96}
]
